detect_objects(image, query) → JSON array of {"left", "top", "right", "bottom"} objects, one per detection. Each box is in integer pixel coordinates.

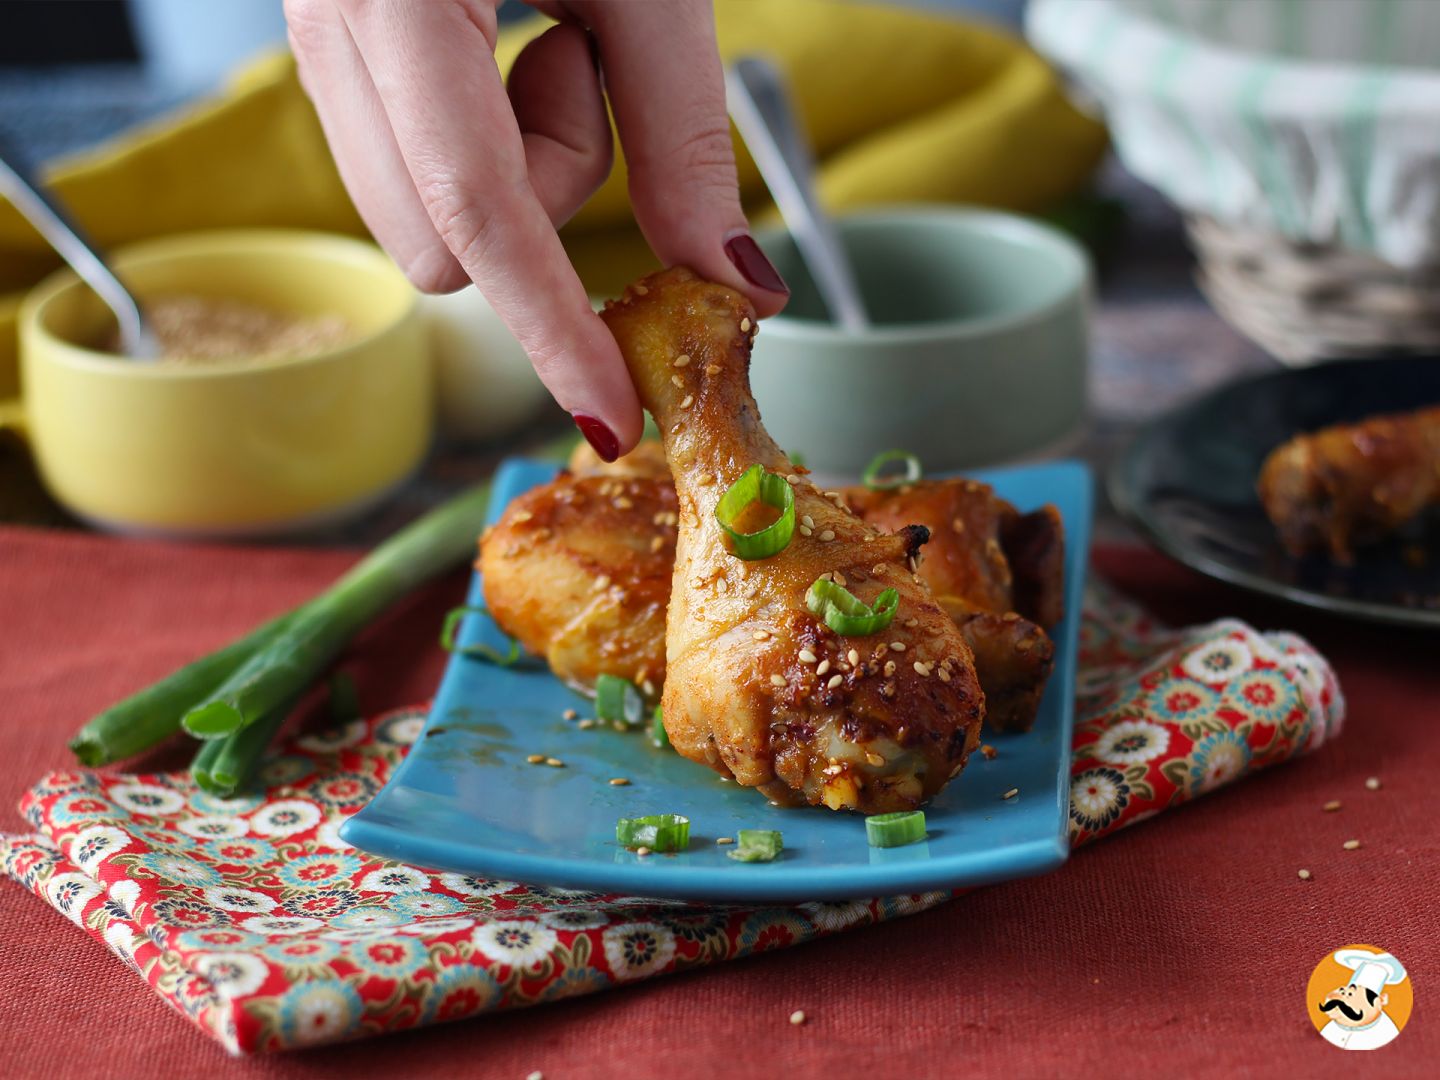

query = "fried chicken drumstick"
[
  {"left": 1257, "top": 405, "right": 1440, "bottom": 562},
  {"left": 552, "top": 442, "right": 1065, "bottom": 731},
  {"left": 478, "top": 472, "right": 676, "bottom": 698},
  {"left": 584, "top": 268, "right": 985, "bottom": 812}
]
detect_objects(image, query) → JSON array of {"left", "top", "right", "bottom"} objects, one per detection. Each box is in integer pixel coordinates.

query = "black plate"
[{"left": 1110, "top": 356, "right": 1440, "bottom": 628}]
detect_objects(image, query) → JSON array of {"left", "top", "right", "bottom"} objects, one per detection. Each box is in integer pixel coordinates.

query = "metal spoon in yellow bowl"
[{"left": 0, "top": 137, "right": 160, "bottom": 360}]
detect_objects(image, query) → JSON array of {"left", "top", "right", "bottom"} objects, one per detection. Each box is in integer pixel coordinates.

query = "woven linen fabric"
[
  {"left": 0, "top": 581, "right": 1343, "bottom": 1055},
  {"left": 1028, "top": 0, "right": 1440, "bottom": 269}
]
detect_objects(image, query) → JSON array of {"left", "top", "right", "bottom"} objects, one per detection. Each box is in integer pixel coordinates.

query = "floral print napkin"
[{"left": 0, "top": 582, "right": 1344, "bottom": 1054}]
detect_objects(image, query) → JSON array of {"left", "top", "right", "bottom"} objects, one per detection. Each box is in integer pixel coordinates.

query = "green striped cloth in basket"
[{"left": 1028, "top": 0, "right": 1440, "bottom": 270}]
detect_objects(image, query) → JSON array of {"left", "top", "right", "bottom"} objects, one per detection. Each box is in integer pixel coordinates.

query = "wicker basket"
[{"left": 1188, "top": 215, "right": 1440, "bottom": 365}]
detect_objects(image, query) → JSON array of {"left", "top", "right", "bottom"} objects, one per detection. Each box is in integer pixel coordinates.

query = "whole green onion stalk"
[{"left": 68, "top": 430, "right": 579, "bottom": 785}]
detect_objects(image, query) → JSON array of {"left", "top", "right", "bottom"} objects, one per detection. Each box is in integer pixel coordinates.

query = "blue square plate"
[{"left": 343, "top": 459, "right": 1092, "bottom": 901}]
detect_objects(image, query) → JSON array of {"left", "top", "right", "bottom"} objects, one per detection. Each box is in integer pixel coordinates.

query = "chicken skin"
[
  {"left": 847, "top": 480, "right": 1064, "bottom": 731},
  {"left": 598, "top": 268, "right": 985, "bottom": 813},
  {"left": 559, "top": 448, "right": 1064, "bottom": 732},
  {"left": 1257, "top": 405, "right": 1440, "bottom": 562},
  {"left": 479, "top": 472, "right": 676, "bottom": 700}
]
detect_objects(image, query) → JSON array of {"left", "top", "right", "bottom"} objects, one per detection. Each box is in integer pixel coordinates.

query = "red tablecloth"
[{"left": 1, "top": 526, "right": 1435, "bottom": 1078}]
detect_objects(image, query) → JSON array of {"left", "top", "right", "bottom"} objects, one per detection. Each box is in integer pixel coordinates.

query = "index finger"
[
  {"left": 338, "top": 0, "right": 641, "bottom": 457},
  {"left": 579, "top": 0, "right": 790, "bottom": 317}
]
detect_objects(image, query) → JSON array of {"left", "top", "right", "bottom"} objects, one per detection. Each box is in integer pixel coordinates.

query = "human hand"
[{"left": 285, "top": 0, "right": 789, "bottom": 460}]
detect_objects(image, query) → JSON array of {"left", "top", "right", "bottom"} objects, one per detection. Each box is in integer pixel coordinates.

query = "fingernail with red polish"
[
  {"left": 724, "top": 233, "right": 789, "bottom": 295},
  {"left": 572, "top": 413, "right": 619, "bottom": 463}
]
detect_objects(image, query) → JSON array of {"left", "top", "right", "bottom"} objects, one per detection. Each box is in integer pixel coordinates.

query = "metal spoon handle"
[
  {"left": 726, "top": 56, "right": 869, "bottom": 332},
  {"left": 0, "top": 141, "right": 158, "bottom": 359}
]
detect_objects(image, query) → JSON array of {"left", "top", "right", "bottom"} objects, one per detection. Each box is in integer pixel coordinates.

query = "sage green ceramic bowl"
[{"left": 751, "top": 207, "right": 1091, "bottom": 477}]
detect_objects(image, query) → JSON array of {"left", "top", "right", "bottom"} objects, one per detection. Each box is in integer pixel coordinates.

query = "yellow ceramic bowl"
[{"left": 15, "top": 230, "right": 430, "bottom": 537}]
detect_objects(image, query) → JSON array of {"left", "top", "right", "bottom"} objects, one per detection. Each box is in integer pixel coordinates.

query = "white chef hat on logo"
[{"left": 1334, "top": 949, "right": 1407, "bottom": 995}]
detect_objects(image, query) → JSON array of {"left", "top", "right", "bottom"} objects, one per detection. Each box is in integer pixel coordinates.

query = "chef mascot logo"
[{"left": 1307, "top": 946, "right": 1412, "bottom": 1050}]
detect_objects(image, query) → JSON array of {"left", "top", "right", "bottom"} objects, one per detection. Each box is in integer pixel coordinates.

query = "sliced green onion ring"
[
  {"left": 715, "top": 464, "right": 795, "bottom": 560},
  {"left": 596, "top": 674, "right": 645, "bottom": 727},
  {"left": 649, "top": 705, "right": 669, "bottom": 749},
  {"left": 727, "top": 829, "right": 783, "bottom": 863},
  {"left": 441, "top": 606, "right": 521, "bottom": 665},
  {"left": 862, "top": 450, "right": 923, "bottom": 491},
  {"left": 616, "top": 814, "right": 690, "bottom": 852},
  {"left": 806, "top": 578, "right": 900, "bottom": 636},
  {"left": 865, "top": 810, "right": 927, "bottom": 848}
]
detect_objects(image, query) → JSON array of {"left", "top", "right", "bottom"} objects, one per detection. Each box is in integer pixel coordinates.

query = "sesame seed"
[
  {"left": 741, "top": 317, "right": 752, "bottom": 332},
  {"left": 636, "top": 846, "right": 652, "bottom": 857},
  {"left": 609, "top": 777, "right": 630, "bottom": 786},
  {"left": 890, "top": 641, "right": 906, "bottom": 652},
  {"left": 914, "top": 661, "right": 930, "bottom": 677},
  {"left": 800, "top": 514, "right": 814, "bottom": 528},
  {"left": 865, "top": 752, "right": 885, "bottom": 767},
  {"left": 642, "top": 679, "right": 656, "bottom": 696},
  {"left": 697, "top": 473, "right": 715, "bottom": 486},
  {"left": 671, "top": 373, "right": 686, "bottom": 388},
  {"left": 789, "top": 1010, "right": 806, "bottom": 1025},
  {"left": 786, "top": 474, "right": 800, "bottom": 486},
  {"left": 528, "top": 1071, "right": 544, "bottom": 1080},
  {"left": 526, "top": 754, "right": 545, "bottom": 764},
  {"left": 937, "top": 667, "right": 951, "bottom": 682},
  {"left": 770, "top": 674, "right": 787, "bottom": 687},
  {"left": 563, "top": 709, "right": 578, "bottom": 720},
  {"left": 680, "top": 395, "right": 694, "bottom": 409},
  {"left": 1323, "top": 800, "right": 1342, "bottom": 812},
  {"left": 1343, "top": 839, "right": 1361, "bottom": 851},
  {"left": 904, "top": 617, "right": 918, "bottom": 628},
  {"left": 1298, "top": 869, "right": 1312, "bottom": 881},
  {"left": 595, "top": 574, "right": 612, "bottom": 590},
  {"left": 633, "top": 284, "right": 648, "bottom": 295},
  {"left": 824, "top": 491, "right": 841, "bottom": 500},
  {"left": 832, "top": 571, "right": 847, "bottom": 587},
  {"left": 546, "top": 757, "right": 564, "bottom": 768},
  {"left": 1365, "top": 776, "right": 1382, "bottom": 790},
  {"left": 819, "top": 529, "right": 835, "bottom": 542},
  {"left": 872, "top": 564, "right": 886, "bottom": 575},
  {"left": 822, "top": 764, "right": 844, "bottom": 777},
  {"left": 612, "top": 720, "right": 627, "bottom": 732},
  {"left": 848, "top": 649, "right": 860, "bottom": 666},
  {"left": 1002, "top": 787, "right": 1019, "bottom": 800},
  {"left": 578, "top": 719, "right": 596, "bottom": 730},
  {"left": 754, "top": 630, "right": 771, "bottom": 641},
  {"left": 614, "top": 497, "right": 633, "bottom": 510},
  {"left": 716, "top": 836, "right": 734, "bottom": 845},
  {"left": 705, "top": 363, "right": 721, "bottom": 375},
  {"left": 512, "top": 510, "right": 533, "bottom": 523},
  {"left": 883, "top": 660, "right": 897, "bottom": 677},
  {"left": 827, "top": 674, "right": 843, "bottom": 689},
  {"left": 816, "top": 659, "right": 831, "bottom": 676},
  {"left": 799, "top": 649, "right": 818, "bottom": 664},
  {"left": 799, "top": 525, "right": 813, "bottom": 537},
  {"left": 673, "top": 353, "right": 691, "bottom": 367},
  {"left": 650, "top": 535, "right": 665, "bottom": 553}
]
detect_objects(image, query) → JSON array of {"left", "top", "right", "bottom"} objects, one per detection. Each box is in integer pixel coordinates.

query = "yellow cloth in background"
[{"left": 0, "top": 0, "right": 1105, "bottom": 406}]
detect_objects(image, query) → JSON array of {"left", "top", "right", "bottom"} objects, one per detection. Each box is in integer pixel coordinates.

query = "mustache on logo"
[{"left": 1320, "top": 998, "right": 1364, "bottom": 1022}]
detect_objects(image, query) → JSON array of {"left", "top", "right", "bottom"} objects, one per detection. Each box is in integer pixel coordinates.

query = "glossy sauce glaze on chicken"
[
  {"left": 848, "top": 480, "right": 1063, "bottom": 731},
  {"left": 1257, "top": 404, "right": 1440, "bottom": 563},
  {"left": 479, "top": 472, "right": 676, "bottom": 699},
  {"left": 591, "top": 267, "right": 985, "bottom": 813},
  {"left": 557, "top": 443, "right": 1065, "bottom": 732}
]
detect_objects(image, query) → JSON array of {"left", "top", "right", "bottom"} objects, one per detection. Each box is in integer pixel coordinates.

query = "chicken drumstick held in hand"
[{"left": 596, "top": 268, "right": 985, "bottom": 813}]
